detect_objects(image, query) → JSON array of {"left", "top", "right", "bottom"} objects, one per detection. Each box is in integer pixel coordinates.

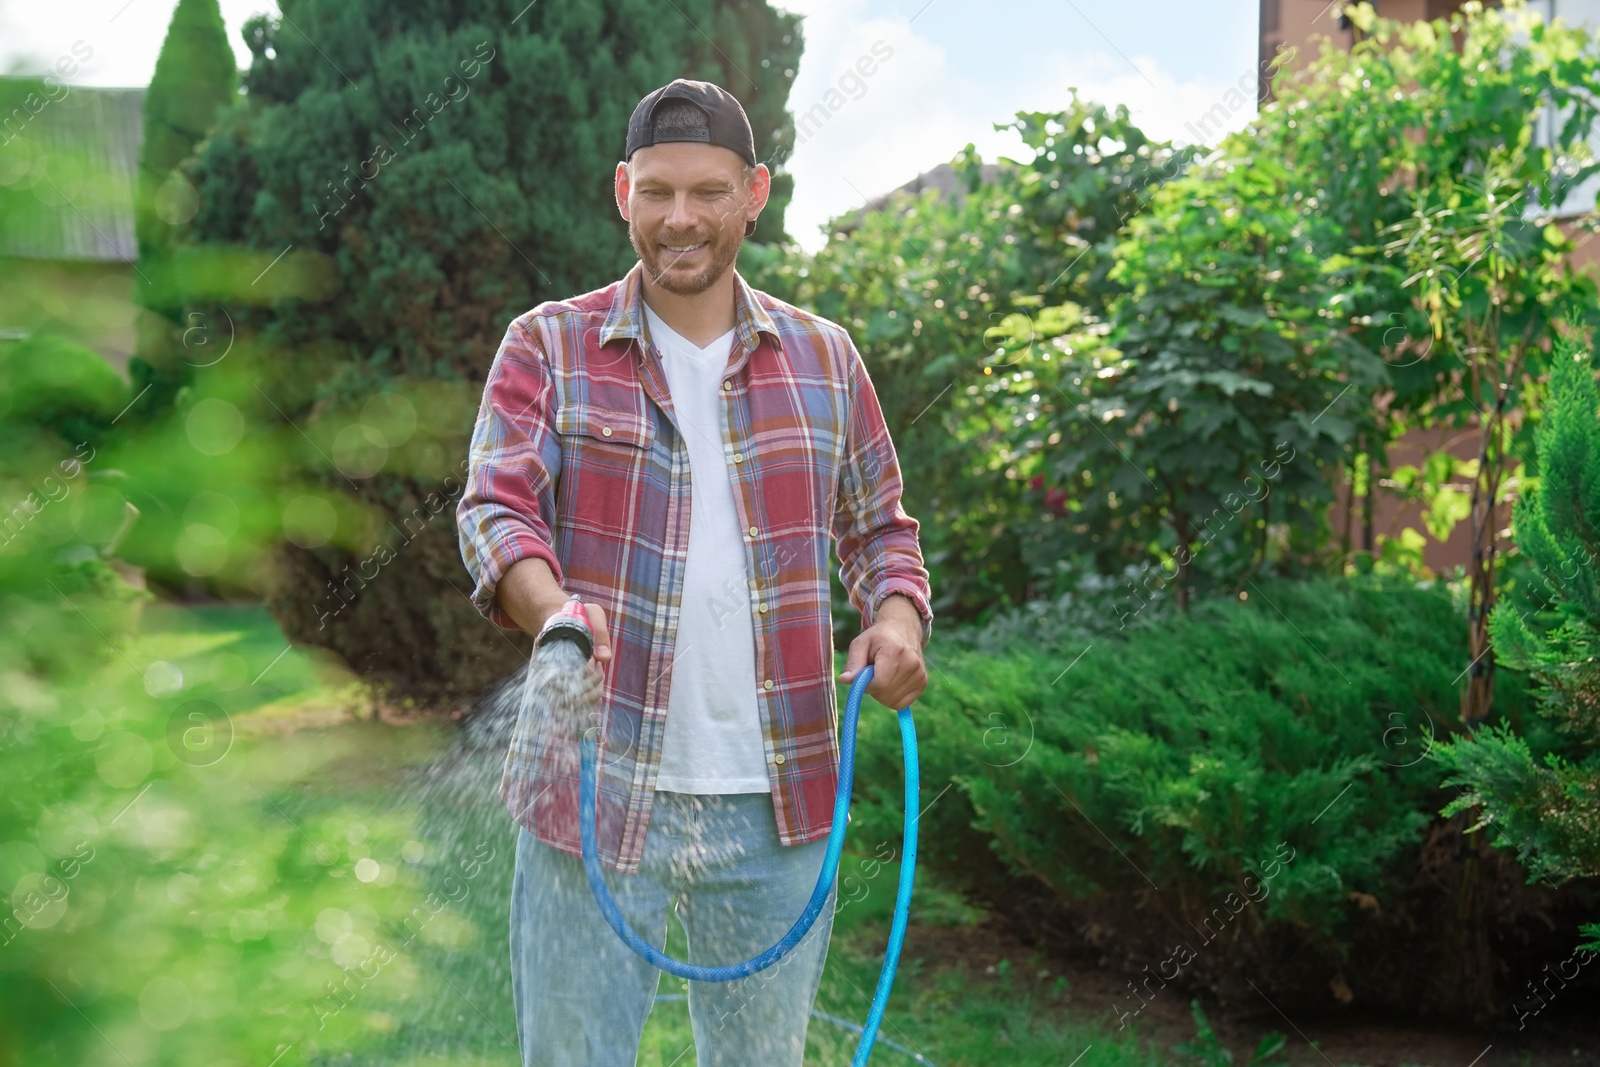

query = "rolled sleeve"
[
  {"left": 456, "top": 319, "right": 565, "bottom": 631},
  {"left": 830, "top": 335, "right": 934, "bottom": 646}
]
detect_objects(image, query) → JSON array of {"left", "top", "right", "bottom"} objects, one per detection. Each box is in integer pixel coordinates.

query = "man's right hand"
[{"left": 498, "top": 557, "right": 614, "bottom": 663}]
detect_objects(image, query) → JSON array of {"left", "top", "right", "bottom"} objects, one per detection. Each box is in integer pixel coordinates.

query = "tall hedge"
[{"left": 172, "top": 0, "right": 802, "bottom": 708}]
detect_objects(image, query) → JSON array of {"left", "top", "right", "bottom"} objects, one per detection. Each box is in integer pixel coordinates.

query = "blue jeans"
[{"left": 509, "top": 790, "right": 838, "bottom": 1066}]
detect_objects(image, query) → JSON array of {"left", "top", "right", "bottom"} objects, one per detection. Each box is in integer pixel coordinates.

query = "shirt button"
[
  {"left": 748, "top": 526, "right": 758, "bottom": 538},
  {"left": 774, "top": 753, "right": 786, "bottom": 765},
  {"left": 733, "top": 452, "right": 744, "bottom": 463},
  {"left": 758, "top": 603, "right": 768, "bottom": 614},
  {"left": 601, "top": 426, "right": 613, "bottom": 437},
  {"left": 763, "top": 678, "right": 774, "bottom": 690},
  {"left": 723, "top": 380, "right": 733, "bottom": 391}
]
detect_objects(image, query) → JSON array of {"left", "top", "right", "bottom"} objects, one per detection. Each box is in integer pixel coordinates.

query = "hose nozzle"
[{"left": 535, "top": 594, "right": 594, "bottom": 660}]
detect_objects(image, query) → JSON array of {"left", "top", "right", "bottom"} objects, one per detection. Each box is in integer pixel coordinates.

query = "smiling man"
[{"left": 456, "top": 78, "right": 932, "bottom": 1066}]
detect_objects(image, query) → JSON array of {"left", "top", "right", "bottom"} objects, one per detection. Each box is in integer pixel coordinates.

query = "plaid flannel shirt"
[{"left": 457, "top": 259, "right": 932, "bottom": 873}]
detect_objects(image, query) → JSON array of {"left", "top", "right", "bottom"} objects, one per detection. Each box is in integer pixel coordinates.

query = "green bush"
[
  {"left": 849, "top": 572, "right": 1597, "bottom": 1017},
  {"left": 0, "top": 334, "right": 130, "bottom": 450}
]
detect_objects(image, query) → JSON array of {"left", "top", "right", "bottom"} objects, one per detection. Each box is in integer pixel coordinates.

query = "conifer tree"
[
  {"left": 178, "top": 0, "right": 802, "bottom": 706},
  {"left": 1435, "top": 322, "right": 1600, "bottom": 951},
  {"left": 129, "top": 0, "right": 238, "bottom": 414}
]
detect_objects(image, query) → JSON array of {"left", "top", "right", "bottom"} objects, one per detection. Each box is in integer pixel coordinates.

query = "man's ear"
[
  {"left": 752, "top": 164, "right": 771, "bottom": 210},
  {"left": 615, "top": 161, "right": 631, "bottom": 222},
  {"left": 746, "top": 163, "right": 771, "bottom": 226}
]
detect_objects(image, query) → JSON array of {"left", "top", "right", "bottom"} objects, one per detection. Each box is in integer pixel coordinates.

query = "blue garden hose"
[{"left": 578, "top": 662, "right": 920, "bottom": 1066}]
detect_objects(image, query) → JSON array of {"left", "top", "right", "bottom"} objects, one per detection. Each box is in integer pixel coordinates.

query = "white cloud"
[
  {"left": 1015, "top": 48, "right": 1263, "bottom": 149},
  {"left": 773, "top": 7, "right": 1262, "bottom": 253},
  {"left": 780, "top": 13, "right": 984, "bottom": 250}
]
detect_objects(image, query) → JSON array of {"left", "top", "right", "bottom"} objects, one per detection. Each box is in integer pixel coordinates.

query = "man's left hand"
[{"left": 838, "top": 594, "right": 928, "bottom": 710}]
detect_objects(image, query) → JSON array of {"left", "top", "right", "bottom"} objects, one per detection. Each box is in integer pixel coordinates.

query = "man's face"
[{"left": 618, "top": 143, "right": 767, "bottom": 296}]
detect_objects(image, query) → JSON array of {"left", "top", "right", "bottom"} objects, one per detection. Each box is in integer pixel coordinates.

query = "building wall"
[
  {"left": 1325, "top": 423, "right": 1485, "bottom": 576},
  {"left": 0, "top": 82, "right": 144, "bottom": 380},
  {"left": 0, "top": 258, "right": 137, "bottom": 373},
  {"left": 1260, "top": 0, "right": 1476, "bottom": 102}
]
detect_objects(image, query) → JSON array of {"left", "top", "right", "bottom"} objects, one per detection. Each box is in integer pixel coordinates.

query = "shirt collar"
[{"left": 599, "top": 259, "right": 780, "bottom": 356}]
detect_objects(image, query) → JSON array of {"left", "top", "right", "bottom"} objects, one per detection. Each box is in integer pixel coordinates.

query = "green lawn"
[{"left": 15, "top": 600, "right": 1258, "bottom": 1066}]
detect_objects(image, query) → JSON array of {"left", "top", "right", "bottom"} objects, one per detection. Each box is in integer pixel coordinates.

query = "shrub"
[
  {"left": 0, "top": 334, "right": 130, "bottom": 450},
  {"left": 851, "top": 572, "right": 1598, "bottom": 1017}
]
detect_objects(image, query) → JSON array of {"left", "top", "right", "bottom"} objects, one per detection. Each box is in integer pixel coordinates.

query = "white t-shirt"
[{"left": 643, "top": 302, "right": 771, "bottom": 794}]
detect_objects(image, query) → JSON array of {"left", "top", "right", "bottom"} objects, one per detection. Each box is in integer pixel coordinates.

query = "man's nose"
[{"left": 664, "top": 193, "right": 701, "bottom": 233}]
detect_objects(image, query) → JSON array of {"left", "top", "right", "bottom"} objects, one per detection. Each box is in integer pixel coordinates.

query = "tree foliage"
[
  {"left": 1253, "top": 0, "right": 1600, "bottom": 717},
  {"left": 989, "top": 142, "right": 1385, "bottom": 612},
  {"left": 137, "top": 0, "right": 238, "bottom": 241},
  {"left": 782, "top": 0, "right": 1600, "bottom": 636},
  {"left": 746, "top": 93, "right": 1191, "bottom": 618},
  {"left": 1260, "top": 0, "right": 1600, "bottom": 423},
  {"left": 170, "top": 0, "right": 802, "bottom": 707}
]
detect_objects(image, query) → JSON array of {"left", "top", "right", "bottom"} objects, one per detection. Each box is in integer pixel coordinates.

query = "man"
[{"left": 456, "top": 78, "right": 932, "bottom": 1067}]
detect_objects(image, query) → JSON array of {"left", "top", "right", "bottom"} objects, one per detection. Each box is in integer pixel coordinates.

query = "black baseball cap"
[{"left": 625, "top": 79, "right": 759, "bottom": 237}]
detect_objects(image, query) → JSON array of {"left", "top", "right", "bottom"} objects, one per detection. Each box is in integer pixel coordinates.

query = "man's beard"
[{"left": 631, "top": 221, "right": 741, "bottom": 295}]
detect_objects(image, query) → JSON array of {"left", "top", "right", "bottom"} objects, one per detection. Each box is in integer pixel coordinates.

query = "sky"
[{"left": 2, "top": 0, "right": 1271, "bottom": 252}]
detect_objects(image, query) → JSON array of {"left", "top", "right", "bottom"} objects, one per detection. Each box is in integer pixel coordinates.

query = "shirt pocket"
[
  {"left": 551, "top": 403, "right": 658, "bottom": 542},
  {"left": 554, "top": 404, "right": 654, "bottom": 450}
]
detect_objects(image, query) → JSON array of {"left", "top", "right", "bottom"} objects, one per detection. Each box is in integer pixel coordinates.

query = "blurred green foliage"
[
  {"left": 0, "top": 591, "right": 494, "bottom": 1066},
  {"left": 2, "top": 31, "right": 368, "bottom": 1060},
  {"left": 130, "top": 0, "right": 239, "bottom": 422},
  {"left": 1, "top": 596, "right": 1223, "bottom": 1066},
  {"left": 0, "top": 334, "right": 129, "bottom": 452}
]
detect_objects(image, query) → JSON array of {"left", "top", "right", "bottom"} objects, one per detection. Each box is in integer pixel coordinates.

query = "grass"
[
  {"left": 18, "top": 599, "right": 1294, "bottom": 1066},
  {"left": 630, "top": 874, "right": 1168, "bottom": 1067}
]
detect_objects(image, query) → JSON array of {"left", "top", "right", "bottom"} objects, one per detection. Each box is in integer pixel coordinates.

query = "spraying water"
[
  {"left": 365, "top": 666, "right": 525, "bottom": 1062},
  {"left": 366, "top": 636, "right": 610, "bottom": 1063},
  {"left": 378, "top": 595, "right": 924, "bottom": 1065},
  {"left": 501, "top": 633, "right": 601, "bottom": 832}
]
